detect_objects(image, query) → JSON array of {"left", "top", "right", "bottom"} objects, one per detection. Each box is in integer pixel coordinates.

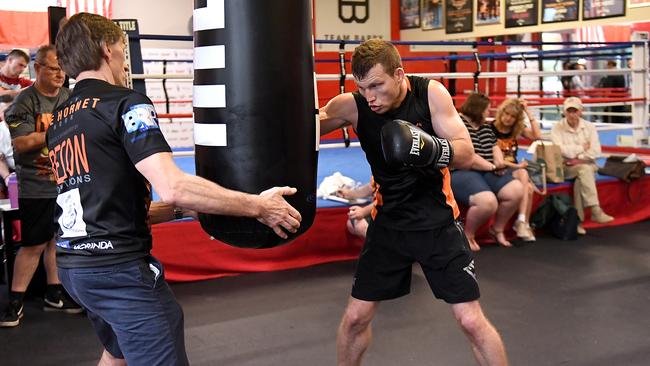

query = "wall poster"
[
  {"left": 400, "top": 0, "right": 421, "bottom": 29},
  {"left": 542, "top": 0, "right": 579, "bottom": 23},
  {"left": 445, "top": 0, "right": 473, "bottom": 34},
  {"left": 421, "top": 0, "right": 443, "bottom": 30},
  {"left": 505, "top": 0, "right": 539, "bottom": 28},
  {"left": 476, "top": 0, "right": 501, "bottom": 25},
  {"left": 583, "top": 0, "right": 625, "bottom": 20}
]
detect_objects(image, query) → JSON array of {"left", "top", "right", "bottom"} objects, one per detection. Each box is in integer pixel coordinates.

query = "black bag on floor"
[
  {"left": 531, "top": 194, "right": 578, "bottom": 241},
  {"left": 549, "top": 206, "right": 579, "bottom": 241}
]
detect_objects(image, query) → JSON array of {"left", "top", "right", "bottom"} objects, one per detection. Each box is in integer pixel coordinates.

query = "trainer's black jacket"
[
  {"left": 46, "top": 79, "right": 171, "bottom": 268},
  {"left": 353, "top": 75, "right": 459, "bottom": 230}
]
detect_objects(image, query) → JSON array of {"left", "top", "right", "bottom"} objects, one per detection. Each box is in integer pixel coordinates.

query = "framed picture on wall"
[
  {"left": 445, "top": 0, "right": 473, "bottom": 34},
  {"left": 505, "top": 0, "right": 539, "bottom": 28},
  {"left": 476, "top": 0, "right": 501, "bottom": 25},
  {"left": 421, "top": 0, "right": 443, "bottom": 30},
  {"left": 400, "top": 0, "right": 421, "bottom": 29},
  {"left": 629, "top": 0, "right": 650, "bottom": 8},
  {"left": 542, "top": 0, "right": 579, "bottom": 23},
  {"left": 583, "top": 0, "right": 625, "bottom": 20}
]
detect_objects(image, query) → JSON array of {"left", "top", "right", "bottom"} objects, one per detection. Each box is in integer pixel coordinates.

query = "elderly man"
[{"left": 551, "top": 97, "right": 614, "bottom": 235}]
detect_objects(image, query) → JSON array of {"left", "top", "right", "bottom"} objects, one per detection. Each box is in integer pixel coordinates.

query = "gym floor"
[{"left": 1, "top": 220, "right": 649, "bottom": 365}]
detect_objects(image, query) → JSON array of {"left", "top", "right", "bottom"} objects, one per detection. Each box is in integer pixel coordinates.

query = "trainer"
[{"left": 49, "top": 13, "right": 301, "bottom": 366}]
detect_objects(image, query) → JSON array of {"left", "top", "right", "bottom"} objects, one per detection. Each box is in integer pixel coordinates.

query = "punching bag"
[{"left": 192, "top": 0, "right": 318, "bottom": 248}]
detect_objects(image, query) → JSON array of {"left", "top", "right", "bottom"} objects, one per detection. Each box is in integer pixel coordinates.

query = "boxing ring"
[{"left": 124, "top": 33, "right": 650, "bottom": 282}]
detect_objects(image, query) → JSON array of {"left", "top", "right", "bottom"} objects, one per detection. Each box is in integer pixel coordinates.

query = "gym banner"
[
  {"left": 583, "top": 0, "right": 625, "bottom": 20},
  {"left": 421, "top": 0, "right": 443, "bottom": 30},
  {"left": 476, "top": 0, "right": 501, "bottom": 25},
  {"left": 542, "top": 0, "right": 578, "bottom": 23},
  {"left": 505, "top": 0, "right": 539, "bottom": 28},
  {"left": 445, "top": 0, "right": 473, "bottom": 34},
  {"left": 0, "top": 0, "right": 112, "bottom": 49},
  {"left": 314, "top": 0, "right": 391, "bottom": 51}
]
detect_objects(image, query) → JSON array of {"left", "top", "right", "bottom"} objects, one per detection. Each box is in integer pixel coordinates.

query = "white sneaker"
[{"left": 513, "top": 220, "right": 535, "bottom": 242}]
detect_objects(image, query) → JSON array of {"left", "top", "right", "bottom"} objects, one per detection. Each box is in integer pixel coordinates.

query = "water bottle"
[{"left": 7, "top": 172, "right": 18, "bottom": 208}]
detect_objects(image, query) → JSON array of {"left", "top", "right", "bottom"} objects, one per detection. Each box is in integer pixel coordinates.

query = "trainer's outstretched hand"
[{"left": 257, "top": 186, "right": 302, "bottom": 239}]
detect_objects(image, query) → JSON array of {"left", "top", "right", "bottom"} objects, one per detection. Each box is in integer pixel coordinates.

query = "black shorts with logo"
[
  {"left": 18, "top": 197, "right": 57, "bottom": 247},
  {"left": 351, "top": 220, "right": 480, "bottom": 304}
]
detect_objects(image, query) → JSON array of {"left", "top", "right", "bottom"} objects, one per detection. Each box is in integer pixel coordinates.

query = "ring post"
[
  {"left": 631, "top": 32, "right": 649, "bottom": 147},
  {"left": 338, "top": 40, "right": 350, "bottom": 147},
  {"left": 473, "top": 52, "right": 481, "bottom": 93}
]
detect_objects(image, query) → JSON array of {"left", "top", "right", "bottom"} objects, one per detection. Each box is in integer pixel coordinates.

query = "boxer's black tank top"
[{"left": 353, "top": 75, "right": 459, "bottom": 230}]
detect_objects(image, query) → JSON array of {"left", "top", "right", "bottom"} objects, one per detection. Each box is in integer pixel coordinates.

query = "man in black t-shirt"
[
  {"left": 50, "top": 13, "right": 301, "bottom": 366},
  {"left": 598, "top": 61, "right": 628, "bottom": 123},
  {"left": 319, "top": 40, "right": 508, "bottom": 365}
]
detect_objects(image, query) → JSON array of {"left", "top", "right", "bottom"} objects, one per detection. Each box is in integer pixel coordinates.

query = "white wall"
[{"left": 112, "top": 0, "right": 193, "bottom": 48}]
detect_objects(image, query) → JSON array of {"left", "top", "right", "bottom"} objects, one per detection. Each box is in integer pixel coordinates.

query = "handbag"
[
  {"left": 524, "top": 158, "right": 547, "bottom": 195},
  {"left": 598, "top": 156, "right": 646, "bottom": 183},
  {"left": 533, "top": 142, "right": 564, "bottom": 183}
]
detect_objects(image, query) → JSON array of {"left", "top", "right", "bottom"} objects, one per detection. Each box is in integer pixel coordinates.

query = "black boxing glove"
[{"left": 381, "top": 119, "right": 453, "bottom": 169}]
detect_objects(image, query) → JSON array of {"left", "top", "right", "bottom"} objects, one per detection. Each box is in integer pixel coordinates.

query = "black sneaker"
[
  {"left": 0, "top": 300, "right": 24, "bottom": 328},
  {"left": 44, "top": 290, "right": 84, "bottom": 314}
]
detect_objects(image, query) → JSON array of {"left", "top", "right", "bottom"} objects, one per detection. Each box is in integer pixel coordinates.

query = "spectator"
[
  {"left": 0, "top": 119, "right": 15, "bottom": 170},
  {"left": 598, "top": 60, "right": 627, "bottom": 123},
  {"left": 0, "top": 101, "right": 14, "bottom": 197},
  {"left": 1, "top": 99, "right": 14, "bottom": 164},
  {"left": 550, "top": 97, "right": 614, "bottom": 235},
  {"left": 492, "top": 98, "right": 542, "bottom": 242},
  {"left": 561, "top": 62, "right": 586, "bottom": 94},
  {"left": 560, "top": 61, "right": 574, "bottom": 92},
  {"left": 337, "top": 181, "right": 374, "bottom": 238},
  {"left": 451, "top": 93, "right": 524, "bottom": 250},
  {"left": 0, "top": 45, "right": 81, "bottom": 328},
  {"left": 570, "top": 63, "right": 587, "bottom": 92},
  {"left": 0, "top": 49, "right": 32, "bottom": 100}
]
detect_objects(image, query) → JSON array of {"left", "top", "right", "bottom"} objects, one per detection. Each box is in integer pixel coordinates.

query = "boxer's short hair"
[
  {"left": 56, "top": 12, "right": 124, "bottom": 79},
  {"left": 351, "top": 39, "right": 402, "bottom": 80}
]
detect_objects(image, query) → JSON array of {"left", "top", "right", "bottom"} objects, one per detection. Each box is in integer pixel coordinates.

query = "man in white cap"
[{"left": 551, "top": 97, "right": 614, "bottom": 234}]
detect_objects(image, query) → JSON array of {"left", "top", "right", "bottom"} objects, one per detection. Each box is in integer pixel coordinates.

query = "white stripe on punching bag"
[
  {"left": 194, "top": 123, "right": 227, "bottom": 147},
  {"left": 193, "top": 85, "right": 226, "bottom": 108},
  {"left": 194, "top": 0, "right": 225, "bottom": 31},
  {"left": 194, "top": 45, "right": 225, "bottom": 70},
  {"left": 193, "top": 0, "right": 227, "bottom": 146}
]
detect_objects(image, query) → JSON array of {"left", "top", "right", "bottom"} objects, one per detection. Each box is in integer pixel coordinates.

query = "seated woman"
[
  {"left": 451, "top": 93, "right": 524, "bottom": 251},
  {"left": 337, "top": 181, "right": 374, "bottom": 239},
  {"left": 492, "top": 98, "right": 542, "bottom": 242}
]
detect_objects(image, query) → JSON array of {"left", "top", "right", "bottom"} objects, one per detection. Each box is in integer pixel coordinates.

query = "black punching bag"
[{"left": 192, "top": 0, "right": 318, "bottom": 248}]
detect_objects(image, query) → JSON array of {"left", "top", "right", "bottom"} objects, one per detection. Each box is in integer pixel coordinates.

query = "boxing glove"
[{"left": 381, "top": 119, "right": 453, "bottom": 169}]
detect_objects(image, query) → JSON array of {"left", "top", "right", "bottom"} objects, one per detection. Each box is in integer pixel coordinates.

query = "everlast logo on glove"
[
  {"left": 381, "top": 119, "right": 454, "bottom": 170},
  {"left": 437, "top": 139, "right": 451, "bottom": 168},
  {"left": 409, "top": 127, "right": 422, "bottom": 156}
]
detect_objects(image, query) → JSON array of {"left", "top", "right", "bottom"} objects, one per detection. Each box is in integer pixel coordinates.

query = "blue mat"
[{"left": 158, "top": 147, "right": 372, "bottom": 208}]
